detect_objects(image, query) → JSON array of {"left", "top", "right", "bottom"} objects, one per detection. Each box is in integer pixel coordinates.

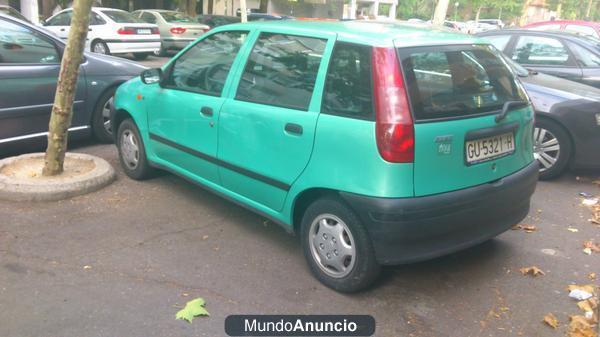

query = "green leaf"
[{"left": 175, "top": 298, "right": 209, "bottom": 323}]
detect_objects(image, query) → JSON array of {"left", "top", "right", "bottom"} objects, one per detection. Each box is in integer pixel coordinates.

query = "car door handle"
[
  {"left": 285, "top": 123, "right": 303, "bottom": 135},
  {"left": 200, "top": 106, "right": 213, "bottom": 116}
]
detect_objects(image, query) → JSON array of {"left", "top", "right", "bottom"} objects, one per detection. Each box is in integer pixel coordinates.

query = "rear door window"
[
  {"left": 512, "top": 35, "right": 570, "bottom": 65},
  {"left": 322, "top": 42, "right": 373, "bottom": 119},
  {"left": 398, "top": 44, "right": 527, "bottom": 121},
  {"left": 235, "top": 33, "right": 327, "bottom": 111},
  {"left": 483, "top": 35, "right": 512, "bottom": 52}
]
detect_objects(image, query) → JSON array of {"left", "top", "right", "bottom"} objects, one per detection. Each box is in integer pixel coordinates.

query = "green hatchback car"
[{"left": 111, "top": 20, "right": 538, "bottom": 292}]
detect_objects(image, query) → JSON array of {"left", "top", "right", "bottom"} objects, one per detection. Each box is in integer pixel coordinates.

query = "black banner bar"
[{"left": 225, "top": 315, "right": 375, "bottom": 336}]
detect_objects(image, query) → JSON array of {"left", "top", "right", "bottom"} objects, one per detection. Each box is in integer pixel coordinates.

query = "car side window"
[
  {"left": 0, "top": 19, "right": 59, "bottom": 64},
  {"left": 565, "top": 25, "right": 599, "bottom": 39},
  {"left": 90, "top": 12, "right": 106, "bottom": 25},
  {"left": 141, "top": 12, "right": 156, "bottom": 24},
  {"left": 322, "top": 42, "right": 373, "bottom": 119},
  {"left": 484, "top": 35, "right": 512, "bottom": 52},
  {"left": 567, "top": 41, "right": 600, "bottom": 67},
  {"left": 512, "top": 35, "right": 570, "bottom": 66},
  {"left": 236, "top": 33, "right": 327, "bottom": 111},
  {"left": 46, "top": 11, "right": 72, "bottom": 26},
  {"left": 166, "top": 31, "right": 248, "bottom": 96}
]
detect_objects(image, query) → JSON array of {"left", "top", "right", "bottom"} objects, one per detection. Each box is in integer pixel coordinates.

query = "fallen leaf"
[
  {"left": 512, "top": 224, "right": 537, "bottom": 232},
  {"left": 543, "top": 313, "right": 559, "bottom": 329},
  {"left": 583, "top": 241, "right": 600, "bottom": 253},
  {"left": 568, "top": 284, "right": 597, "bottom": 296},
  {"left": 202, "top": 235, "right": 209, "bottom": 240},
  {"left": 577, "top": 299, "right": 597, "bottom": 313},
  {"left": 589, "top": 273, "right": 596, "bottom": 281},
  {"left": 567, "top": 315, "right": 597, "bottom": 337},
  {"left": 520, "top": 266, "right": 545, "bottom": 277},
  {"left": 583, "top": 248, "right": 593, "bottom": 255},
  {"left": 175, "top": 298, "right": 209, "bottom": 323},
  {"left": 568, "top": 227, "right": 580, "bottom": 233},
  {"left": 83, "top": 265, "right": 91, "bottom": 270}
]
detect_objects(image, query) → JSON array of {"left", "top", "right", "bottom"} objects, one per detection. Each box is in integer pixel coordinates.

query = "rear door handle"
[
  {"left": 200, "top": 106, "right": 213, "bottom": 116},
  {"left": 285, "top": 123, "right": 303, "bottom": 135}
]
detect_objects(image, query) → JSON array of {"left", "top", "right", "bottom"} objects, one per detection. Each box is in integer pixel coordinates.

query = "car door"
[
  {"left": 43, "top": 10, "right": 72, "bottom": 40},
  {"left": 0, "top": 17, "right": 86, "bottom": 145},
  {"left": 509, "top": 34, "right": 583, "bottom": 81},
  {"left": 217, "top": 30, "right": 335, "bottom": 212},
  {"left": 146, "top": 30, "right": 250, "bottom": 184},
  {"left": 565, "top": 40, "right": 600, "bottom": 88}
]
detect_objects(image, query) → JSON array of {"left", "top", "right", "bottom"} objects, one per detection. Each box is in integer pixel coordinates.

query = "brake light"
[
  {"left": 372, "top": 47, "right": 414, "bottom": 163},
  {"left": 170, "top": 27, "right": 187, "bottom": 34},
  {"left": 117, "top": 27, "right": 136, "bottom": 35}
]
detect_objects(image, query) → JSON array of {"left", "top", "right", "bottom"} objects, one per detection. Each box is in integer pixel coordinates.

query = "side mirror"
[{"left": 140, "top": 68, "right": 162, "bottom": 85}]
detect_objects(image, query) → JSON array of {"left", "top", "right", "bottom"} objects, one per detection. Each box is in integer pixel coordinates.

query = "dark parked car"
[
  {"left": 477, "top": 29, "right": 600, "bottom": 88},
  {"left": 196, "top": 14, "right": 240, "bottom": 29},
  {"left": 0, "top": 13, "right": 146, "bottom": 154},
  {"left": 507, "top": 58, "right": 600, "bottom": 178}
]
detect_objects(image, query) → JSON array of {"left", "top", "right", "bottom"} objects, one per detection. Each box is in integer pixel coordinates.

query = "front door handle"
[
  {"left": 200, "top": 106, "right": 213, "bottom": 116},
  {"left": 285, "top": 123, "right": 303, "bottom": 135}
]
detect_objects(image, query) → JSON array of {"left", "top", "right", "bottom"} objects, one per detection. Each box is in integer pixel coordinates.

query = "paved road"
[{"left": 1, "top": 142, "right": 598, "bottom": 337}]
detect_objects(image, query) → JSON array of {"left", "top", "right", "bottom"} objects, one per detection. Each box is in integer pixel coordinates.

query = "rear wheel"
[
  {"left": 301, "top": 196, "right": 380, "bottom": 292},
  {"left": 534, "top": 118, "right": 572, "bottom": 180},
  {"left": 91, "top": 40, "right": 110, "bottom": 55},
  {"left": 132, "top": 52, "right": 149, "bottom": 60},
  {"left": 91, "top": 88, "right": 116, "bottom": 143},
  {"left": 116, "top": 119, "right": 155, "bottom": 180}
]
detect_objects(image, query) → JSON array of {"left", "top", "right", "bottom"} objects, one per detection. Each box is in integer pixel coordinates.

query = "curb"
[{"left": 0, "top": 152, "right": 116, "bottom": 202}]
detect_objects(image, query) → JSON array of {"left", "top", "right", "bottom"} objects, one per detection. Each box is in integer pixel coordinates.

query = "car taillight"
[
  {"left": 151, "top": 27, "right": 159, "bottom": 34},
  {"left": 170, "top": 27, "right": 186, "bottom": 34},
  {"left": 117, "top": 27, "right": 136, "bottom": 35},
  {"left": 372, "top": 47, "right": 414, "bottom": 163}
]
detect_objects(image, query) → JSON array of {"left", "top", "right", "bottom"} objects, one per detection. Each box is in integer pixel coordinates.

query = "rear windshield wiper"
[{"left": 495, "top": 100, "right": 529, "bottom": 123}]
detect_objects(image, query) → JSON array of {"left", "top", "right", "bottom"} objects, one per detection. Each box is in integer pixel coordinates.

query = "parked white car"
[{"left": 42, "top": 7, "right": 160, "bottom": 60}]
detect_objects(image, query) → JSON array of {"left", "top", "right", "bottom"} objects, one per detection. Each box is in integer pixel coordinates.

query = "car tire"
[
  {"left": 133, "top": 52, "right": 150, "bottom": 60},
  {"left": 116, "top": 118, "right": 155, "bottom": 180},
  {"left": 534, "top": 118, "right": 572, "bottom": 180},
  {"left": 301, "top": 196, "right": 380, "bottom": 293},
  {"left": 153, "top": 44, "right": 167, "bottom": 57},
  {"left": 91, "top": 40, "right": 110, "bottom": 55},
  {"left": 91, "top": 88, "right": 116, "bottom": 143}
]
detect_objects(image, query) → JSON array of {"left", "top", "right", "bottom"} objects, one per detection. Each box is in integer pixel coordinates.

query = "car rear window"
[
  {"left": 161, "top": 12, "right": 194, "bottom": 23},
  {"left": 398, "top": 44, "right": 527, "bottom": 121},
  {"left": 101, "top": 10, "right": 143, "bottom": 23}
]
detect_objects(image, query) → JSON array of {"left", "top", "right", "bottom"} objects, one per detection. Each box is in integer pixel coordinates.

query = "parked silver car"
[{"left": 132, "top": 9, "right": 209, "bottom": 56}]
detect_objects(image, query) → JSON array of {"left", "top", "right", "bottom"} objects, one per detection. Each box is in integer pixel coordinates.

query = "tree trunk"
[
  {"left": 556, "top": 1, "right": 562, "bottom": 19},
  {"left": 475, "top": 6, "right": 482, "bottom": 22},
  {"left": 42, "top": 0, "right": 93, "bottom": 176},
  {"left": 41, "top": 0, "right": 57, "bottom": 19},
  {"left": 586, "top": 0, "right": 593, "bottom": 18},
  {"left": 239, "top": 0, "right": 247, "bottom": 22},
  {"left": 187, "top": 0, "right": 197, "bottom": 16},
  {"left": 519, "top": 0, "right": 531, "bottom": 26},
  {"left": 208, "top": 0, "right": 213, "bottom": 14},
  {"left": 432, "top": 0, "right": 450, "bottom": 26}
]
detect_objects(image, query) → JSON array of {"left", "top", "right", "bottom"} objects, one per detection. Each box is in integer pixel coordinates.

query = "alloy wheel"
[{"left": 533, "top": 127, "right": 560, "bottom": 172}]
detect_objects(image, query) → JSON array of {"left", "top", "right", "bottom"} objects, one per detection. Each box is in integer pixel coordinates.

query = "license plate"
[
  {"left": 465, "top": 132, "right": 515, "bottom": 164},
  {"left": 137, "top": 29, "right": 151, "bottom": 34}
]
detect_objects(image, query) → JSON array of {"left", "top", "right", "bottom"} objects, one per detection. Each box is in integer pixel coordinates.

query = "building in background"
[{"left": 345, "top": 0, "right": 397, "bottom": 19}]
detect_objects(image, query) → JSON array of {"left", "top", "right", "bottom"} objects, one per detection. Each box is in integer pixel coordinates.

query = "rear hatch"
[
  {"left": 161, "top": 11, "right": 209, "bottom": 39},
  {"left": 396, "top": 43, "right": 535, "bottom": 196}
]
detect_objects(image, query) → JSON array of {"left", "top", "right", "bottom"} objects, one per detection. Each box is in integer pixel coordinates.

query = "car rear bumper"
[
  {"left": 162, "top": 38, "right": 195, "bottom": 50},
  {"left": 340, "top": 160, "right": 539, "bottom": 265},
  {"left": 105, "top": 40, "right": 161, "bottom": 54}
]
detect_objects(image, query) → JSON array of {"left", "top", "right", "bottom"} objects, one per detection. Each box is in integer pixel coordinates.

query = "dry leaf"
[
  {"left": 568, "top": 284, "right": 597, "bottom": 295},
  {"left": 543, "top": 313, "right": 559, "bottom": 329},
  {"left": 520, "top": 266, "right": 545, "bottom": 277},
  {"left": 583, "top": 248, "right": 593, "bottom": 255},
  {"left": 577, "top": 299, "right": 597, "bottom": 313},
  {"left": 567, "top": 315, "right": 597, "bottom": 337},
  {"left": 568, "top": 227, "right": 580, "bottom": 233},
  {"left": 512, "top": 224, "right": 537, "bottom": 232},
  {"left": 583, "top": 241, "right": 600, "bottom": 253},
  {"left": 589, "top": 273, "right": 597, "bottom": 281}
]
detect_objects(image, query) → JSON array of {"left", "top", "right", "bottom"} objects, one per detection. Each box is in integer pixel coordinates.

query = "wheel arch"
[
  {"left": 291, "top": 187, "right": 343, "bottom": 234},
  {"left": 535, "top": 112, "right": 576, "bottom": 164},
  {"left": 112, "top": 108, "right": 134, "bottom": 142}
]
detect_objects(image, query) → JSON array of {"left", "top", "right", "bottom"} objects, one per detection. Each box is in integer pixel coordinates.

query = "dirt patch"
[{"left": 0, "top": 156, "right": 95, "bottom": 181}]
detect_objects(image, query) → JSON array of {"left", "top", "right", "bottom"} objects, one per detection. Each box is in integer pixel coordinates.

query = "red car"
[{"left": 523, "top": 20, "right": 600, "bottom": 39}]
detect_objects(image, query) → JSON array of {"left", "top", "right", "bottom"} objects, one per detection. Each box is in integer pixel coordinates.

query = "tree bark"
[
  {"left": 432, "top": 0, "right": 450, "bottom": 26},
  {"left": 187, "top": 0, "right": 197, "bottom": 16},
  {"left": 42, "top": 0, "right": 93, "bottom": 176},
  {"left": 519, "top": 0, "right": 531, "bottom": 26}
]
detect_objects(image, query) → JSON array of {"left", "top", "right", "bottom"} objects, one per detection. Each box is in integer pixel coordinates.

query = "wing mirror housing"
[{"left": 140, "top": 68, "right": 163, "bottom": 85}]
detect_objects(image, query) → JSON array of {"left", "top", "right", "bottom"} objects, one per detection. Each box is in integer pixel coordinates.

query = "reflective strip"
[{"left": 0, "top": 125, "right": 90, "bottom": 144}]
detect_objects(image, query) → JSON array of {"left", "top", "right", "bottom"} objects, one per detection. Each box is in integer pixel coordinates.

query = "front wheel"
[
  {"left": 534, "top": 118, "right": 572, "bottom": 180},
  {"left": 116, "top": 119, "right": 155, "bottom": 180},
  {"left": 301, "top": 196, "right": 380, "bottom": 293}
]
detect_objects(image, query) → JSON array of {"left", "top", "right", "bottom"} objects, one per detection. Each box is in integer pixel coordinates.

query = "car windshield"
[
  {"left": 101, "top": 10, "right": 143, "bottom": 23},
  {"left": 161, "top": 12, "right": 193, "bottom": 23},
  {"left": 399, "top": 44, "right": 528, "bottom": 120}
]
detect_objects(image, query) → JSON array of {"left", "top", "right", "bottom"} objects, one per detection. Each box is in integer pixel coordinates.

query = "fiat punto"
[{"left": 111, "top": 21, "right": 538, "bottom": 292}]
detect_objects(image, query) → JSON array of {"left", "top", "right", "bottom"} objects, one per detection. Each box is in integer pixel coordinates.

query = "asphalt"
[{"left": 1, "top": 55, "right": 599, "bottom": 337}]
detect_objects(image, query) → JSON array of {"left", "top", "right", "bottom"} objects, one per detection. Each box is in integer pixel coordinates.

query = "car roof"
[
  {"left": 219, "top": 20, "right": 482, "bottom": 47},
  {"left": 478, "top": 28, "right": 593, "bottom": 40},
  {"left": 524, "top": 20, "right": 599, "bottom": 27}
]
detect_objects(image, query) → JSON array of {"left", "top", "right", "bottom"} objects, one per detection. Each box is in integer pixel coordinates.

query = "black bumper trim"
[{"left": 340, "top": 161, "right": 539, "bottom": 265}]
